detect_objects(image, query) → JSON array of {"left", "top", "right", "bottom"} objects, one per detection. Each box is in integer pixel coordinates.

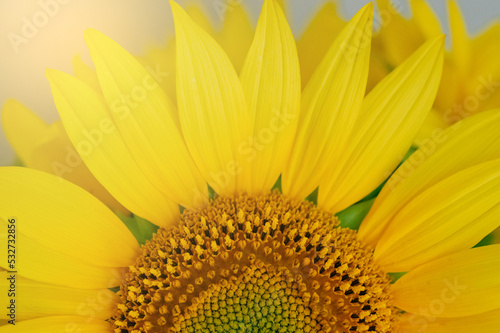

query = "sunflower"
[{"left": 2, "top": 0, "right": 500, "bottom": 332}]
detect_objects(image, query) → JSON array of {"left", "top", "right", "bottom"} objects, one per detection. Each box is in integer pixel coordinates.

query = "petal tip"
[
  {"left": 45, "top": 68, "right": 62, "bottom": 82},
  {"left": 2, "top": 98, "right": 19, "bottom": 112},
  {"left": 83, "top": 28, "right": 107, "bottom": 50},
  {"left": 169, "top": 0, "right": 184, "bottom": 17},
  {"left": 353, "top": 2, "right": 374, "bottom": 29}
]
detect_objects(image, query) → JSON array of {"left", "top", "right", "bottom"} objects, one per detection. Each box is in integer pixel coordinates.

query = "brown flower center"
[{"left": 111, "top": 191, "right": 395, "bottom": 332}]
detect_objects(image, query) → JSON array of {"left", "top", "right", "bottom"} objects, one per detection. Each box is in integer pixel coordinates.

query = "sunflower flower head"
[{"left": 3, "top": 1, "right": 500, "bottom": 332}]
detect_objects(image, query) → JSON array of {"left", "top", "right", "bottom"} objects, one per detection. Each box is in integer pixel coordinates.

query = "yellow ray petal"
[
  {"left": 358, "top": 108, "right": 500, "bottom": 247},
  {"left": 1, "top": 99, "right": 49, "bottom": 167},
  {"left": 433, "top": 56, "right": 462, "bottom": 119},
  {"left": 396, "top": 308, "right": 500, "bottom": 333},
  {"left": 136, "top": 39, "right": 176, "bottom": 103},
  {"left": 46, "top": 69, "right": 180, "bottom": 226},
  {"left": 170, "top": 0, "right": 251, "bottom": 195},
  {"left": 319, "top": 35, "right": 445, "bottom": 213},
  {"left": 84, "top": 29, "right": 208, "bottom": 209},
  {"left": 376, "top": 0, "right": 424, "bottom": 66},
  {"left": 414, "top": 108, "right": 450, "bottom": 145},
  {"left": 282, "top": 3, "right": 373, "bottom": 200},
  {"left": 0, "top": 167, "right": 138, "bottom": 268},
  {"left": 410, "top": 0, "right": 442, "bottom": 40},
  {"left": 37, "top": 122, "right": 128, "bottom": 213},
  {"left": 448, "top": 0, "right": 470, "bottom": 74},
  {"left": 392, "top": 245, "right": 500, "bottom": 317},
  {"left": 374, "top": 159, "right": 500, "bottom": 272},
  {"left": 470, "top": 23, "right": 500, "bottom": 77},
  {"left": 216, "top": 3, "right": 254, "bottom": 74},
  {"left": 1, "top": 228, "right": 125, "bottom": 289},
  {"left": 2, "top": 100, "right": 128, "bottom": 213},
  {"left": 0, "top": 273, "right": 119, "bottom": 321},
  {"left": 185, "top": 1, "right": 216, "bottom": 37},
  {"left": 0, "top": 316, "right": 111, "bottom": 332},
  {"left": 72, "top": 55, "right": 100, "bottom": 92},
  {"left": 239, "top": 0, "right": 300, "bottom": 194},
  {"left": 296, "top": 2, "right": 345, "bottom": 88}
]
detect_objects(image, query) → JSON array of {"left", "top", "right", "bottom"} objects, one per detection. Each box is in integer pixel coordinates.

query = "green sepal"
[
  {"left": 336, "top": 198, "right": 375, "bottom": 230},
  {"left": 117, "top": 213, "right": 159, "bottom": 245}
]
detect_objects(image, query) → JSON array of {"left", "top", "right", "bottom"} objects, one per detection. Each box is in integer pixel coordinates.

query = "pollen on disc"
[{"left": 111, "top": 191, "right": 396, "bottom": 332}]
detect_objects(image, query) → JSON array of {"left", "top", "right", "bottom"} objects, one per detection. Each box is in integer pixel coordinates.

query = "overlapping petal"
[
  {"left": 396, "top": 308, "right": 500, "bottom": 333},
  {"left": 0, "top": 167, "right": 138, "bottom": 267},
  {"left": 374, "top": 158, "right": 500, "bottom": 272},
  {"left": 0, "top": 316, "right": 111, "bottom": 332},
  {"left": 216, "top": 3, "right": 253, "bottom": 74},
  {"left": 296, "top": 2, "right": 345, "bottom": 88},
  {"left": 239, "top": 0, "right": 300, "bottom": 194},
  {"left": 392, "top": 245, "right": 500, "bottom": 317},
  {"left": 171, "top": 0, "right": 251, "bottom": 195},
  {"left": 282, "top": 3, "right": 373, "bottom": 200},
  {"left": 319, "top": 35, "right": 445, "bottom": 213},
  {"left": 2, "top": 100, "right": 127, "bottom": 213},
  {"left": 359, "top": 109, "right": 500, "bottom": 247},
  {"left": 46, "top": 69, "right": 180, "bottom": 226},
  {"left": 0, "top": 273, "right": 118, "bottom": 321},
  {"left": 0, "top": 167, "right": 135, "bottom": 288},
  {"left": 84, "top": 29, "right": 208, "bottom": 210}
]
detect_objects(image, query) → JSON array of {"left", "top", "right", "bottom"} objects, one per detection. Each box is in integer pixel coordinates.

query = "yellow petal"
[
  {"left": 396, "top": 308, "right": 500, "bottom": 333},
  {"left": 376, "top": 0, "right": 424, "bottom": 66},
  {"left": 216, "top": 3, "right": 253, "bottom": 73},
  {"left": 0, "top": 167, "right": 138, "bottom": 268},
  {"left": 84, "top": 29, "right": 208, "bottom": 209},
  {"left": 0, "top": 316, "right": 111, "bottom": 332},
  {"left": 392, "top": 245, "right": 500, "bottom": 317},
  {"left": 3, "top": 100, "right": 127, "bottom": 213},
  {"left": 39, "top": 122, "right": 128, "bottom": 213},
  {"left": 448, "top": 0, "right": 470, "bottom": 74},
  {"left": 296, "top": 2, "right": 345, "bottom": 88},
  {"left": 171, "top": 0, "right": 251, "bottom": 195},
  {"left": 359, "top": 108, "right": 500, "bottom": 247},
  {"left": 72, "top": 55, "right": 100, "bottom": 92},
  {"left": 0, "top": 273, "right": 119, "bottom": 321},
  {"left": 1, "top": 99, "right": 49, "bottom": 167},
  {"left": 46, "top": 69, "right": 180, "bottom": 226},
  {"left": 414, "top": 108, "right": 450, "bottom": 145},
  {"left": 136, "top": 39, "right": 177, "bottom": 103},
  {"left": 239, "top": 0, "right": 300, "bottom": 194},
  {"left": 470, "top": 23, "right": 500, "bottom": 78},
  {"left": 433, "top": 55, "right": 462, "bottom": 119},
  {"left": 282, "top": 3, "right": 373, "bottom": 200},
  {"left": 410, "top": 0, "right": 442, "bottom": 39},
  {"left": 1, "top": 227, "right": 125, "bottom": 289},
  {"left": 374, "top": 158, "right": 500, "bottom": 272},
  {"left": 185, "top": 1, "right": 216, "bottom": 37},
  {"left": 319, "top": 35, "right": 445, "bottom": 213}
]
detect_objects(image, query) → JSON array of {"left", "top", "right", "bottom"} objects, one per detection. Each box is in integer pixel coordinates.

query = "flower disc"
[{"left": 111, "top": 192, "right": 395, "bottom": 332}]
